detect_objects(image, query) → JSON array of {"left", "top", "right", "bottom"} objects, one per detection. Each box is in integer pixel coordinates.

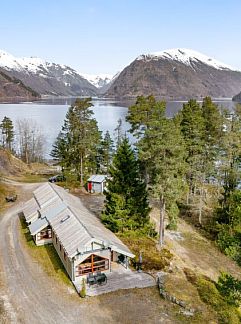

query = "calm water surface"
[{"left": 0, "top": 98, "right": 236, "bottom": 157}]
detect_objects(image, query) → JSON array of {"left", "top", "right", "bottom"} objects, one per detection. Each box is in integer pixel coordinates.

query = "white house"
[
  {"left": 87, "top": 174, "right": 107, "bottom": 193},
  {"left": 21, "top": 183, "right": 134, "bottom": 286}
]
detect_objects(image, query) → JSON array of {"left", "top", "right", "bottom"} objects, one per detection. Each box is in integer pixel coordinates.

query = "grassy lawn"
[{"left": 19, "top": 215, "right": 71, "bottom": 287}]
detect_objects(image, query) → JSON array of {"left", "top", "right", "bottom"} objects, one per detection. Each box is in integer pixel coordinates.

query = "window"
[
  {"left": 56, "top": 236, "right": 58, "bottom": 244},
  {"left": 60, "top": 244, "right": 62, "bottom": 252},
  {"left": 64, "top": 251, "right": 66, "bottom": 260},
  {"left": 75, "top": 254, "right": 109, "bottom": 276},
  {"left": 39, "top": 227, "right": 52, "bottom": 240}
]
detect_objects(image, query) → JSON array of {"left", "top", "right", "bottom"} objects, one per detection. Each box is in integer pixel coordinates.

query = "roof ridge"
[
  {"left": 49, "top": 183, "right": 94, "bottom": 239},
  {"left": 48, "top": 182, "right": 64, "bottom": 201}
]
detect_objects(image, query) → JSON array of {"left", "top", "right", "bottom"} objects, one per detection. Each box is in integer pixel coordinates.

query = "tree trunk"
[
  {"left": 198, "top": 188, "right": 202, "bottom": 225},
  {"left": 80, "top": 154, "right": 83, "bottom": 185},
  {"left": 159, "top": 194, "right": 165, "bottom": 247}
]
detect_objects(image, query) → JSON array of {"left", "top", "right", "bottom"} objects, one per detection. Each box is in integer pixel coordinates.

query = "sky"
[{"left": 1, "top": 0, "right": 241, "bottom": 75}]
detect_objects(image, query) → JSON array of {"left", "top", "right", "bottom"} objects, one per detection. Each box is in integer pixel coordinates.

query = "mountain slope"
[
  {"left": 0, "top": 50, "right": 97, "bottom": 96},
  {"left": 105, "top": 48, "right": 241, "bottom": 99},
  {"left": 0, "top": 69, "right": 40, "bottom": 101},
  {"left": 81, "top": 73, "right": 113, "bottom": 88}
]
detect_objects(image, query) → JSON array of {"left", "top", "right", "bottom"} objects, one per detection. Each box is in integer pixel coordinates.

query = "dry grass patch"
[
  {"left": 118, "top": 233, "right": 173, "bottom": 271},
  {"left": 8, "top": 173, "right": 49, "bottom": 183},
  {"left": 0, "top": 181, "right": 16, "bottom": 214}
]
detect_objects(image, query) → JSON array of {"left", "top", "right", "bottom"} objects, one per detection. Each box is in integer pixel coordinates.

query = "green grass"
[{"left": 19, "top": 215, "right": 71, "bottom": 287}]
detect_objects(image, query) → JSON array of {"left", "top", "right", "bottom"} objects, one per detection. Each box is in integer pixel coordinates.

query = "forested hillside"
[{"left": 0, "top": 70, "right": 39, "bottom": 101}]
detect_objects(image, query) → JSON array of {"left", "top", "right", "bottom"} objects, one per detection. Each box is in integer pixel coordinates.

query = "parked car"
[{"left": 48, "top": 174, "right": 66, "bottom": 183}]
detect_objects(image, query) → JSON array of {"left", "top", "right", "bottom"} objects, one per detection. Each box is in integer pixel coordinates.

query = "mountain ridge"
[
  {"left": 106, "top": 48, "right": 241, "bottom": 99},
  {"left": 1, "top": 48, "right": 241, "bottom": 100},
  {"left": 0, "top": 50, "right": 98, "bottom": 97}
]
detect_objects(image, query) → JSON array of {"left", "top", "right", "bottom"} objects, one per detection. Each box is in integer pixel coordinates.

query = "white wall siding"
[{"left": 52, "top": 231, "right": 73, "bottom": 280}]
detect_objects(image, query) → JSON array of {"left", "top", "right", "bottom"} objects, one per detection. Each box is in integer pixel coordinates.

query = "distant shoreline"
[{"left": 0, "top": 95, "right": 235, "bottom": 105}]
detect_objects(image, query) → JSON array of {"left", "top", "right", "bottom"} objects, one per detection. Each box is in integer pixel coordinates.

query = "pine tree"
[
  {"left": 127, "top": 96, "right": 187, "bottom": 244},
  {"left": 179, "top": 99, "right": 205, "bottom": 198},
  {"left": 51, "top": 98, "right": 101, "bottom": 184},
  {"left": 201, "top": 97, "right": 224, "bottom": 181},
  {"left": 99, "top": 131, "right": 114, "bottom": 171},
  {"left": 127, "top": 95, "right": 166, "bottom": 184},
  {"left": 102, "top": 137, "right": 150, "bottom": 232},
  {"left": 0, "top": 116, "right": 14, "bottom": 151},
  {"left": 218, "top": 105, "right": 241, "bottom": 204}
]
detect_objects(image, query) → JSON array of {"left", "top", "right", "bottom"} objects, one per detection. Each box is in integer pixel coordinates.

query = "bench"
[{"left": 5, "top": 195, "right": 17, "bottom": 202}]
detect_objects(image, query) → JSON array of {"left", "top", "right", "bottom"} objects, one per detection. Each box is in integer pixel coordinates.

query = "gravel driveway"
[{"left": 0, "top": 182, "right": 180, "bottom": 324}]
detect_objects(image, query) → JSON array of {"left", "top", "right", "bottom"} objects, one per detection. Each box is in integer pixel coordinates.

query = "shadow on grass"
[
  {"left": 43, "top": 244, "right": 71, "bottom": 285},
  {"left": 19, "top": 213, "right": 35, "bottom": 246},
  {"left": 18, "top": 213, "right": 71, "bottom": 286}
]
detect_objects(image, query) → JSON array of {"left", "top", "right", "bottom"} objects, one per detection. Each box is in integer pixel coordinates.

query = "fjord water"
[{"left": 0, "top": 98, "right": 235, "bottom": 157}]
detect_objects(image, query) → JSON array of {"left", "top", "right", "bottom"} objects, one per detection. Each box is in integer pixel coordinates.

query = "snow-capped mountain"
[
  {"left": 136, "top": 48, "right": 235, "bottom": 71},
  {"left": 106, "top": 48, "right": 241, "bottom": 99},
  {"left": 0, "top": 69, "right": 40, "bottom": 101},
  {"left": 81, "top": 73, "right": 113, "bottom": 88},
  {"left": 0, "top": 50, "right": 97, "bottom": 96}
]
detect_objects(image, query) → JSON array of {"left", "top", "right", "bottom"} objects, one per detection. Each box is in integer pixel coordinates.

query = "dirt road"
[{"left": 0, "top": 182, "right": 179, "bottom": 324}]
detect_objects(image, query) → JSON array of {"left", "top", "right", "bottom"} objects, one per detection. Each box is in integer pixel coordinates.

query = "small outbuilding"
[{"left": 87, "top": 174, "right": 107, "bottom": 193}]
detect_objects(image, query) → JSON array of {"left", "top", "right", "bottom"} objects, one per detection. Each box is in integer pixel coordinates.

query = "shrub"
[
  {"left": 217, "top": 272, "right": 241, "bottom": 307},
  {"left": 216, "top": 225, "right": 241, "bottom": 265},
  {"left": 184, "top": 269, "right": 241, "bottom": 323},
  {"left": 196, "top": 277, "right": 241, "bottom": 323},
  {"left": 79, "top": 278, "right": 86, "bottom": 298}
]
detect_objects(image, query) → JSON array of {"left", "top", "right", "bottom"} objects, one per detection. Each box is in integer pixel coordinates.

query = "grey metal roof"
[
  {"left": 48, "top": 207, "right": 92, "bottom": 257},
  {"left": 23, "top": 182, "right": 134, "bottom": 259},
  {"left": 33, "top": 182, "right": 60, "bottom": 208},
  {"left": 50, "top": 183, "right": 134, "bottom": 258},
  {"left": 22, "top": 197, "right": 39, "bottom": 223},
  {"left": 28, "top": 202, "right": 67, "bottom": 236},
  {"left": 87, "top": 174, "right": 107, "bottom": 183},
  {"left": 29, "top": 217, "right": 48, "bottom": 235},
  {"left": 41, "top": 201, "right": 66, "bottom": 221}
]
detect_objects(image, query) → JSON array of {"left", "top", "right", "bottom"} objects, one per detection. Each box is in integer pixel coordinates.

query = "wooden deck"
[{"left": 74, "top": 263, "right": 156, "bottom": 296}]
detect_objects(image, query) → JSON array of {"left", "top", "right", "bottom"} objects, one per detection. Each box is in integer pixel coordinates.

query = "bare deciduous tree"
[{"left": 15, "top": 119, "right": 46, "bottom": 163}]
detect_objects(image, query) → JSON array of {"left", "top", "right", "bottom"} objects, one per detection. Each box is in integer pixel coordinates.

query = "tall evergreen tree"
[
  {"left": 218, "top": 105, "right": 241, "bottom": 205},
  {"left": 102, "top": 137, "right": 150, "bottom": 233},
  {"left": 127, "top": 96, "right": 187, "bottom": 244},
  {"left": 201, "top": 97, "right": 224, "bottom": 181},
  {"left": 51, "top": 98, "right": 101, "bottom": 184},
  {"left": 179, "top": 99, "right": 205, "bottom": 198},
  {"left": 99, "top": 131, "right": 114, "bottom": 171},
  {"left": 0, "top": 116, "right": 14, "bottom": 151}
]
